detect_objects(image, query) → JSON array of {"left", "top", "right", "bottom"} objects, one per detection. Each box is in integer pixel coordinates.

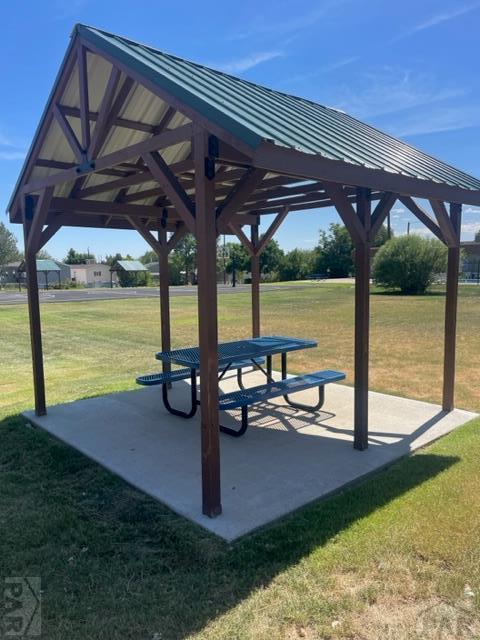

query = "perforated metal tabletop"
[{"left": 155, "top": 335, "right": 317, "bottom": 369}]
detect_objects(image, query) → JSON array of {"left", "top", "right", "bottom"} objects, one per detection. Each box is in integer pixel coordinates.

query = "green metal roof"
[
  {"left": 77, "top": 24, "right": 480, "bottom": 192},
  {"left": 35, "top": 259, "right": 61, "bottom": 272},
  {"left": 114, "top": 260, "right": 147, "bottom": 272}
]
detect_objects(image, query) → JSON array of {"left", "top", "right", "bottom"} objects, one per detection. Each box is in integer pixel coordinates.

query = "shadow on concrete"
[{"left": 0, "top": 411, "right": 460, "bottom": 639}]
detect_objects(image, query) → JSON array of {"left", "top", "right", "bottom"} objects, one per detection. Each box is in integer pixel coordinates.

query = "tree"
[
  {"left": 260, "top": 239, "right": 284, "bottom": 280},
  {"left": 372, "top": 235, "right": 447, "bottom": 294},
  {"left": 279, "top": 248, "right": 315, "bottom": 281},
  {"left": 64, "top": 248, "right": 95, "bottom": 264},
  {"left": 315, "top": 223, "right": 391, "bottom": 277},
  {"left": 475, "top": 229, "right": 480, "bottom": 242},
  {"left": 172, "top": 235, "right": 197, "bottom": 284},
  {"left": 139, "top": 249, "right": 157, "bottom": 265},
  {"left": 315, "top": 224, "right": 354, "bottom": 277},
  {"left": 0, "top": 222, "right": 21, "bottom": 266}
]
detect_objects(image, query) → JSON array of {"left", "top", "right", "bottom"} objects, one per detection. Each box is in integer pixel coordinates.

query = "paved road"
[{"left": 0, "top": 283, "right": 319, "bottom": 305}]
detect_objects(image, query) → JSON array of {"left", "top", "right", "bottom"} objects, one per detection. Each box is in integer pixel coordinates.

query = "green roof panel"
[{"left": 77, "top": 24, "right": 480, "bottom": 192}]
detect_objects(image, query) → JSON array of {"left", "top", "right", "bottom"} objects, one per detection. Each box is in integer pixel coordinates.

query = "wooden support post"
[
  {"left": 158, "top": 225, "right": 171, "bottom": 377},
  {"left": 251, "top": 224, "right": 260, "bottom": 337},
  {"left": 354, "top": 188, "right": 371, "bottom": 450},
  {"left": 23, "top": 195, "right": 46, "bottom": 416},
  {"left": 442, "top": 203, "right": 462, "bottom": 411},
  {"left": 194, "top": 129, "right": 222, "bottom": 517}
]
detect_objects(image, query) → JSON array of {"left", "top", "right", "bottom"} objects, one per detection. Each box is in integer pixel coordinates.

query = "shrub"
[{"left": 372, "top": 235, "right": 447, "bottom": 294}]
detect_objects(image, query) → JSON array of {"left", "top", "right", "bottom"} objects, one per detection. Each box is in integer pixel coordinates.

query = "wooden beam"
[
  {"left": 143, "top": 150, "right": 195, "bottom": 233},
  {"left": 251, "top": 224, "right": 260, "bottom": 337},
  {"left": 127, "top": 216, "right": 162, "bottom": 254},
  {"left": 35, "top": 158, "right": 130, "bottom": 178},
  {"left": 38, "top": 222, "right": 61, "bottom": 251},
  {"left": 158, "top": 225, "right": 171, "bottom": 377},
  {"left": 88, "top": 66, "right": 122, "bottom": 158},
  {"left": 23, "top": 196, "right": 46, "bottom": 416},
  {"left": 323, "top": 181, "right": 366, "bottom": 244},
  {"left": 22, "top": 123, "right": 194, "bottom": 194},
  {"left": 77, "top": 42, "right": 91, "bottom": 152},
  {"left": 50, "top": 196, "right": 165, "bottom": 218},
  {"left": 216, "top": 168, "right": 267, "bottom": 228},
  {"left": 354, "top": 187, "right": 371, "bottom": 451},
  {"left": 398, "top": 196, "right": 445, "bottom": 243},
  {"left": 429, "top": 199, "right": 457, "bottom": 246},
  {"left": 253, "top": 140, "right": 480, "bottom": 207},
  {"left": 443, "top": 203, "right": 462, "bottom": 411},
  {"left": 167, "top": 224, "right": 188, "bottom": 251},
  {"left": 59, "top": 104, "right": 158, "bottom": 134},
  {"left": 228, "top": 223, "right": 255, "bottom": 255},
  {"left": 368, "top": 192, "right": 397, "bottom": 241},
  {"left": 26, "top": 186, "right": 54, "bottom": 255},
  {"left": 255, "top": 206, "right": 290, "bottom": 255},
  {"left": 194, "top": 128, "right": 221, "bottom": 518},
  {"left": 53, "top": 104, "right": 84, "bottom": 163}
]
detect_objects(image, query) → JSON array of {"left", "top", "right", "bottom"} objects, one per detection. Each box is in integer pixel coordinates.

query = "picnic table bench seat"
[
  {"left": 219, "top": 369, "right": 345, "bottom": 437},
  {"left": 136, "top": 357, "right": 265, "bottom": 386}
]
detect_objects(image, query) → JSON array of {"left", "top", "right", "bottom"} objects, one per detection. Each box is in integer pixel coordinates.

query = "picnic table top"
[{"left": 155, "top": 335, "right": 317, "bottom": 368}]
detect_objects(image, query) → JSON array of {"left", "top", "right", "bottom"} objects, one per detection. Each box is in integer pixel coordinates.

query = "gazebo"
[
  {"left": 109, "top": 258, "right": 148, "bottom": 287},
  {"left": 8, "top": 24, "right": 480, "bottom": 519}
]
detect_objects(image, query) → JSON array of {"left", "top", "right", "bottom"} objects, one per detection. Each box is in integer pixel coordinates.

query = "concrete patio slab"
[{"left": 24, "top": 370, "right": 476, "bottom": 541}]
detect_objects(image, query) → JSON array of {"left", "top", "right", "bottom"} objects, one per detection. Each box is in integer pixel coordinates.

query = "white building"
[{"left": 70, "top": 263, "right": 117, "bottom": 287}]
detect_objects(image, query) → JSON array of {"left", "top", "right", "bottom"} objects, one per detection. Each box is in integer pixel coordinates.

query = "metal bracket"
[{"left": 205, "top": 156, "right": 216, "bottom": 180}]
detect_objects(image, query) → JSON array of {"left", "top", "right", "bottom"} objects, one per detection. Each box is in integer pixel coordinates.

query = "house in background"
[
  {"left": 70, "top": 262, "right": 116, "bottom": 288},
  {"left": 110, "top": 260, "right": 148, "bottom": 287}
]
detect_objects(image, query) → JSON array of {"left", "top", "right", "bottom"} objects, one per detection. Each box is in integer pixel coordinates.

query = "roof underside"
[{"left": 7, "top": 23, "right": 480, "bottom": 234}]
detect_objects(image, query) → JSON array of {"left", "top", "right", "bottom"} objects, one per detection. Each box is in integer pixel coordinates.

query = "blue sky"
[{"left": 1, "top": 0, "right": 480, "bottom": 260}]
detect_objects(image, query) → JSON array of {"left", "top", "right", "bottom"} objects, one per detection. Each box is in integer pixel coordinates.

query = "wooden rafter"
[
  {"left": 77, "top": 42, "right": 91, "bottom": 152},
  {"left": 88, "top": 66, "right": 122, "bottom": 158},
  {"left": 127, "top": 216, "right": 162, "bottom": 254},
  {"left": 429, "top": 199, "right": 457, "bottom": 246},
  {"left": 368, "top": 192, "right": 397, "bottom": 241},
  {"left": 323, "top": 181, "right": 366, "bottom": 244},
  {"left": 398, "top": 196, "right": 445, "bottom": 243},
  {"left": 228, "top": 223, "right": 255, "bottom": 255},
  {"left": 216, "top": 168, "right": 267, "bottom": 228},
  {"left": 26, "top": 186, "right": 54, "bottom": 255},
  {"left": 167, "top": 224, "right": 188, "bottom": 251},
  {"left": 22, "top": 123, "right": 194, "bottom": 194},
  {"left": 143, "top": 150, "right": 195, "bottom": 233},
  {"left": 255, "top": 206, "right": 290, "bottom": 255},
  {"left": 53, "top": 104, "right": 84, "bottom": 163}
]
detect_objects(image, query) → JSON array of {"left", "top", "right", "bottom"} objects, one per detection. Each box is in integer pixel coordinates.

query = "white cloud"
[
  {"left": 0, "top": 150, "right": 26, "bottom": 161},
  {"left": 228, "top": 1, "right": 346, "bottom": 41},
  {"left": 321, "top": 56, "right": 359, "bottom": 73},
  {"left": 394, "top": 2, "right": 480, "bottom": 41},
  {"left": 333, "top": 66, "right": 466, "bottom": 120},
  {"left": 390, "top": 104, "right": 480, "bottom": 137},
  {"left": 212, "top": 51, "right": 283, "bottom": 73}
]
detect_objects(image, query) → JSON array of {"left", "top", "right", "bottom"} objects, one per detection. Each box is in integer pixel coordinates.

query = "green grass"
[{"left": 1, "top": 284, "right": 479, "bottom": 639}]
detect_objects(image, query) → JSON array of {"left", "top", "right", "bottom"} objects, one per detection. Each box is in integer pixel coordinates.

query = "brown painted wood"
[
  {"left": 53, "top": 104, "right": 84, "bottom": 163},
  {"left": 253, "top": 141, "right": 480, "bottom": 207},
  {"left": 167, "top": 224, "right": 188, "bottom": 251},
  {"left": 127, "top": 216, "right": 162, "bottom": 254},
  {"left": 23, "top": 196, "right": 47, "bottom": 416},
  {"left": 323, "top": 181, "right": 366, "bottom": 244},
  {"left": 354, "top": 187, "right": 371, "bottom": 450},
  {"left": 38, "top": 222, "right": 61, "bottom": 251},
  {"left": 442, "top": 203, "right": 462, "bottom": 411},
  {"left": 194, "top": 128, "right": 222, "bottom": 517},
  {"left": 22, "top": 123, "right": 194, "bottom": 194},
  {"left": 143, "top": 150, "right": 196, "bottom": 233},
  {"left": 228, "top": 223, "right": 255, "bottom": 255},
  {"left": 429, "top": 199, "right": 457, "bottom": 246},
  {"left": 398, "top": 196, "right": 445, "bottom": 243},
  {"left": 368, "top": 192, "right": 397, "bottom": 241},
  {"left": 26, "top": 186, "right": 54, "bottom": 255},
  {"left": 251, "top": 224, "right": 260, "bottom": 337},
  {"left": 77, "top": 42, "right": 91, "bottom": 152},
  {"left": 158, "top": 226, "right": 172, "bottom": 378},
  {"left": 216, "top": 168, "right": 267, "bottom": 228},
  {"left": 88, "top": 66, "right": 122, "bottom": 158},
  {"left": 59, "top": 104, "right": 158, "bottom": 134},
  {"left": 51, "top": 196, "right": 165, "bottom": 218},
  {"left": 35, "top": 158, "right": 130, "bottom": 178},
  {"left": 255, "top": 206, "right": 290, "bottom": 255}
]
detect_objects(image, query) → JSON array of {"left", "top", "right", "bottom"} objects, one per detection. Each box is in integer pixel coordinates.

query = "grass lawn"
[{"left": 1, "top": 284, "right": 479, "bottom": 639}]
